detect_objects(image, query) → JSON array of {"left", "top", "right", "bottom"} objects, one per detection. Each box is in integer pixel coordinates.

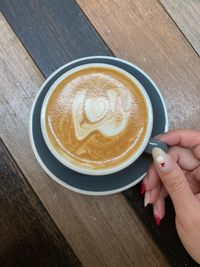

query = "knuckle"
[
  {"left": 165, "top": 173, "right": 186, "bottom": 193},
  {"left": 193, "top": 144, "right": 200, "bottom": 160},
  {"left": 168, "top": 147, "right": 179, "bottom": 161}
]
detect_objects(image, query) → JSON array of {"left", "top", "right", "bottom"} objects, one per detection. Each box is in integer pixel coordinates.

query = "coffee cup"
[{"left": 41, "top": 63, "right": 167, "bottom": 175}]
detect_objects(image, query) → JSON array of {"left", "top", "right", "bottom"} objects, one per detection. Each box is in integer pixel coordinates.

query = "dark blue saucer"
[{"left": 29, "top": 56, "right": 168, "bottom": 195}]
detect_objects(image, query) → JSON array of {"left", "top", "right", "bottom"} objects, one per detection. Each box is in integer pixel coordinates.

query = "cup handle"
[{"left": 144, "top": 138, "right": 168, "bottom": 154}]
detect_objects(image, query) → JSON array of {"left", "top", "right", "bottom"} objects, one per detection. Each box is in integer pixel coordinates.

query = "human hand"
[{"left": 141, "top": 129, "right": 200, "bottom": 263}]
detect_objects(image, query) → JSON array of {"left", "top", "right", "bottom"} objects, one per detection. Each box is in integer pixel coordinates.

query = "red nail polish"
[
  {"left": 141, "top": 181, "right": 146, "bottom": 194},
  {"left": 154, "top": 215, "right": 161, "bottom": 226},
  {"left": 160, "top": 161, "right": 165, "bottom": 168}
]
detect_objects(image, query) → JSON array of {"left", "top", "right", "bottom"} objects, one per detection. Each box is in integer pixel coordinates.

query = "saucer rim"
[{"left": 29, "top": 56, "right": 169, "bottom": 195}]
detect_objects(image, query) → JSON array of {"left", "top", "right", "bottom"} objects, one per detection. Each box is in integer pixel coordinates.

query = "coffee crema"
[{"left": 45, "top": 66, "right": 148, "bottom": 170}]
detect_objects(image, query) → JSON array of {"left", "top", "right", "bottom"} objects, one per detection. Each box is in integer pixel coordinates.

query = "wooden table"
[{"left": 0, "top": 1, "right": 200, "bottom": 266}]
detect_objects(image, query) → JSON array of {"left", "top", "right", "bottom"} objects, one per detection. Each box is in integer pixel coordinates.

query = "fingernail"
[
  {"left": 152, "top": 148, "right": 172, "bottom": 173},
  {"left": 154, "top": 215, "right": 161, "bottom": 225},
  {"left": 144, "top": 191, "right": 150, "bottom": 207},
  {"left": 141, "top": 181, "right": 146, "bottom": 194}
]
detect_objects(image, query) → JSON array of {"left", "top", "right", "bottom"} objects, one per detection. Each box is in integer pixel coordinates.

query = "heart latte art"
[
  {"left": 73, "top": 88, "right": 131, "bottom": 140},
  {"left": 45, "top": 66, "right": 148, "bottom": 170}
]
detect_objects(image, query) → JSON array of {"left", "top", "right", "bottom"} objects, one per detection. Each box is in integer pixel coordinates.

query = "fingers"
[
  {"left": 143, "top": 146, "right": 199, "bottom": 203},
  {"left": 152, "top": 148, "right": 195, "bottom": 214},
  {"left": 144, "top": 182, "right": 162, "bottom": 206},
  {"left": 152, "top": 186, "right": 167, "bottom": 225},
  {"left": 142, "top": 166, "right": 162, "bottom": 206},
  {"left": 167, "top": 146, "right": 199, "bottom": 171},
  {"left": 158, "top": 129, "right": 200, "bottom": 149},
  {"left": 144, "top": 147, "right": 198, "bottom": 192},
  {"left": 153, "top": 197, "right": 165, "bottom": 225},
  {"left": 151, "top": 187, "right": 167, "bottom": 225},
  {"left": 143, "top": 179, "right": 168, "bottom": 225},
  {"left": 142, "top": 129, "right": 200, "bottom": 225},
  {"left": 143, "top": 165, "right": 161, "bottom": 191}
]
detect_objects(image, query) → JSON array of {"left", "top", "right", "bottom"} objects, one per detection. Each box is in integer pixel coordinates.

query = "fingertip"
[
  {"left": 153, "top": 198, "right": 165, "bottom": 224},
  {"left": 152, "top": 147, "right": 173, "bottom": 173},
  {"left": 154, "top": 214, "right": 161, "bottom": 226},
  {"left": 140, "top": 181, "right": 146, "bottom": 195},
  {"left": 148, "top": 183, "right": 162, "bottom": 204},
  {"left": 144, "top": 191, "right": 150, "bottom": 207}
]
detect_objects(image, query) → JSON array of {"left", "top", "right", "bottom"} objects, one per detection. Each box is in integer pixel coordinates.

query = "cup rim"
[
  {"left": 29, "top": 55, "right": 169, "bottom": 195},
  {"left": 40, "top": 63, "right": 153, "bottom": 175}
]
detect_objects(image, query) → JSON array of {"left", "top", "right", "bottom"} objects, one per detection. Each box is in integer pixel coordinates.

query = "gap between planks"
[
  {"left": 77, "top": 0, "right": 200, "bottom": 131},
  {"left": 0, "top": 13, "right": 168, "bottom": 267},
  {"left": 160, "top": 0, "right": 200, "bottom": 56}
]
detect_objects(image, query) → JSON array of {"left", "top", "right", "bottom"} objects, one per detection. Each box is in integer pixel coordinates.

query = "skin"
[{"left": 143, "top": 129, "right": 200, "bottom": 263}]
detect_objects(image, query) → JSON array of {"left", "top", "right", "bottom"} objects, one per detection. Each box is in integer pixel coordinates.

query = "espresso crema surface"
[{"left": 45, "top": 67, "right": 148, "bottom": 170}]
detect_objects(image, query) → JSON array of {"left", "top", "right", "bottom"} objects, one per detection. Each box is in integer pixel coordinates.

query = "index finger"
[{"left": 157, "top": 129, "right": 200, "bottom": 148}]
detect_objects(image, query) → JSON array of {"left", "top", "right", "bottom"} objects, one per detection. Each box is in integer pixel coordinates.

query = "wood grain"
[
  {"left": 77, "top": 0, "right": 200, "bottom": 131},
  {"left": 0, "top": 139, "right": 82, "bottom": 267},
  {"left": 0, "top": 13, "right": 168, "bottom": 267},
  {"left": 77, "top": 1, "right": 200, "bottom": 265},
  {"left": 1, "top": 0, "right": 199, "bottom": 265},
  {"left": 0, "top": 0, "right": 111, "bottom": 77},
  {"left": 161, "top": 0, "right": 200, "bottom": 56}
]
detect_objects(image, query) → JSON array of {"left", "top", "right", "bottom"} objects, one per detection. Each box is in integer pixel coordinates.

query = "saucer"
[{"left": 29, "top": 56, "right": 168, "bottom": 195}]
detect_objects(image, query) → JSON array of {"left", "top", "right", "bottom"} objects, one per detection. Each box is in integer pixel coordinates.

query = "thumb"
[{"left": 152, "top": 148, "right": 194, "bottom": 212}]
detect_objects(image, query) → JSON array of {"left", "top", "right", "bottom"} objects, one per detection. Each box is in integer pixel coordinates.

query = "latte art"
[
  {"left": 85, "top": 96, "right": 109, "bottom": 123},
  {"left": 45, "top": 66, "right": 148, "bottom": 171},
  {"left": 73, "top": 87, "right": 132, "bottom": 140}
]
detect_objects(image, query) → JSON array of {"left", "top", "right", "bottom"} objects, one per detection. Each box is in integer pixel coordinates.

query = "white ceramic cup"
[{"left": 41, "top": 63, "right": 166, "bottom": 175}]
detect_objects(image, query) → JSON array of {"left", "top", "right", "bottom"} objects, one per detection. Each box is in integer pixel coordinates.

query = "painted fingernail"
[
  {"left": 154, "top": 215, "right": 161, "bottom": 226},
  {"left": 152, "top": 148, "right": 172, "bottom": 173},
  {"left": 141, "top": 181, "right": 146, "bottom": 194},
  {"left": 144, "top": 191, "right": 150, "bottom": 207}
]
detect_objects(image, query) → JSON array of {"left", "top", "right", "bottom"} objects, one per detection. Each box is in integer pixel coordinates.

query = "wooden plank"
[
  {"left": 77, "top": 0, "right": 200, "bottom": 131},
  {"left": 0, "top": 0, "right": 111, "bottom": 77},
  {"left": 0, "top": 13, "right": 168, "bottom": 267},
  {"left": 76, "top": 1, "right": 200, "bottom": 265},
  {"left": 1, "top": 0, "right": 199, "bottom": 265},
  {"left": 0, "top": 139, "right": 82, "bottom": 267},
  {"left": 161, "top": 0, "right": 200, "bottom": 56}
]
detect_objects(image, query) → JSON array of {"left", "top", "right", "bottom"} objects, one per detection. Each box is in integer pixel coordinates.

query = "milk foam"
[
  {"left": 46, "top": 68, "right": 148, "bottom": 171},
  {"left": 72, "top": 88, "right": 132, "bottom": 140}
]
